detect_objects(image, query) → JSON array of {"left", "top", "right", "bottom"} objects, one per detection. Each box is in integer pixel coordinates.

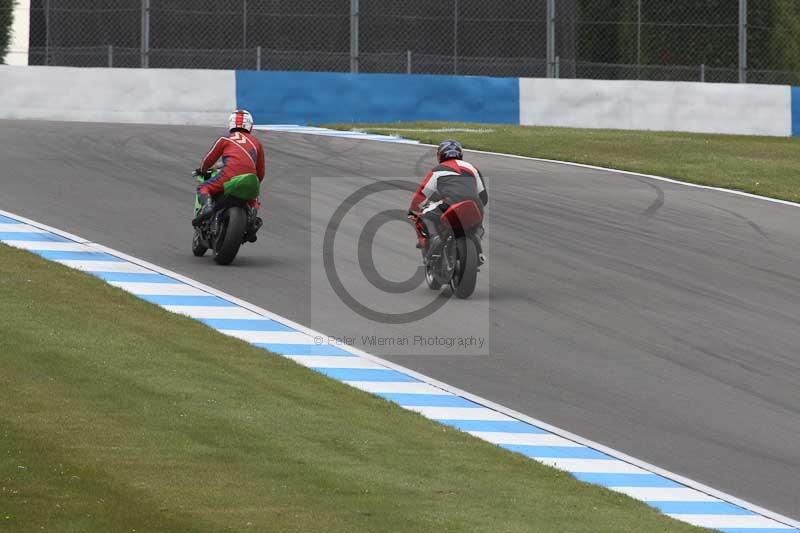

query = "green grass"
[
  {"left": 331, "top": 122, "right": 800, "bottom": 204},
  {"left": 0, "top": 243, "right": 707, "bottom": 532}
]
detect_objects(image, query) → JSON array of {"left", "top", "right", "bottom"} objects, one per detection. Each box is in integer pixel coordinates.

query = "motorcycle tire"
[
  {"left": 192, "top": 228, "right": 208, "bottom": 257},
  {"left": 425, "top": 262, "right": 442, "bottom": 290},
  {"left": 213, "top": 207, "right": 247, "bottom": 265},
  {"left": 450, "top": 237, "right": 479, "bottom": 299}
]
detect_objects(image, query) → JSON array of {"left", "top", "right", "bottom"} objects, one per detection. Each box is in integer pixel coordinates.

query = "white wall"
[
  {"left": 6, "top": 0, "right": 30, "bottom": 65},
  {"left": 519, "top": 78, "right": 792, "bottom": 137},
  {"left": 1, "top": 66, "right": 792, "bottom": 137},
  {"left": 0, "top": 66, "right": 236, "bottom": 125}
]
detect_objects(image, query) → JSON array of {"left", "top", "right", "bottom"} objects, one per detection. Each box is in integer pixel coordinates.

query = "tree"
[
  {"left": 576, "top": 0, "right": 800, "bottom": 82},
  {"left": 750, "top": 0, "right": 800, "bottom": 83},
  {"left": 0, "top": 0, "right": 14, "bottom": 64}
]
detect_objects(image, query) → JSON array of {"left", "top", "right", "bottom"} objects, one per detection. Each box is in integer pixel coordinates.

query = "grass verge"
[
  {"left": 330, "top": 122, "right": 800, "bottom": 204},
  {"left": 0, "top": 243, "right": 706, "bottom": 532}
]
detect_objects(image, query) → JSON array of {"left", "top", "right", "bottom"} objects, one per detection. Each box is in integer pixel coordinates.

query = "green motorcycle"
[{"left": 192, "top": 170, "right": 263, "bottom": 265}]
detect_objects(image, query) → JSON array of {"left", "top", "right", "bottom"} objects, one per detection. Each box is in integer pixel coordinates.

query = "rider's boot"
[
  {"left": 245, "top": 216, "right": 263, "bottom": 243},
  {"left": 192, "top": 194, "right": 214, "bottom": 227}
]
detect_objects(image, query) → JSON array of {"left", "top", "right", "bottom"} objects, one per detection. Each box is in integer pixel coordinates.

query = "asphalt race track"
[{"left": 1, "top": 120, "right": 799, "bottom": 518}]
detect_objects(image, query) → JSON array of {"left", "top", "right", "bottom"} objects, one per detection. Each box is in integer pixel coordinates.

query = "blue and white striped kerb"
[{"left": 1, "top": 210, "right": 798, "bottom": 533}]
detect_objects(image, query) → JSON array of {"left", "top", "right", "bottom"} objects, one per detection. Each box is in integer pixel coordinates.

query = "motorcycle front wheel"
[
  {"left": 425, "top": 262, "right": 442, "bottom": 290},
  {"left": 192, "top": 228, "right": 208, "bottom": 257}
]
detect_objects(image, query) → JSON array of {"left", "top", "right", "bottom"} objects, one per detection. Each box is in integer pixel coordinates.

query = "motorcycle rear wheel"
[
  {"left": 450, "top": 237, "right": 478, "bottom": 299},
  {"left": 213, "top": 207, "right": 247, "bottom": 265}
]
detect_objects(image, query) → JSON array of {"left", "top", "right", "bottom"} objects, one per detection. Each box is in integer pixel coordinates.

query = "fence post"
[
  {"left": 350, "top": 0, "right": 359, "bottom": 73},
  {"left": 242, "top": 0, "right": 248, "bottom": 69},
  {"left": 555, "top": 56, "right": 560, "bottom": 78},
  {"left": 700, "top": 63, "right": 705, "bottom": 82},
  {"left": 738, "top": 0, "right": 747, "bottom": 83},
  {"left": 140, "top": 0, "right": 150, "bottom": 68},
  {"left": 44, "top": 0, "right": 50, "bottom": 65},
  {"left": 546, "top": 0, "right": 555, "bottom": 78},
  {"left": 108, "top": 45, "right": 113, "bottom": 68},
  {"left": 453, "top": 0, "right": 459, "bottom": 75},
  {"left": 257, "top": 46, "right": 262, "bottom": 71},
  {"left": 407, "top": 50, "right": 412, "bottom": 74},
  {"left": 636, "top": 0, "right": 641, "bottom": 80}
]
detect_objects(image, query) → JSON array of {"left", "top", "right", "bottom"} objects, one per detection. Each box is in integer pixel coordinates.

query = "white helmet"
[{"left": 228, "top": 109, "right": 254, "bottom": 132}]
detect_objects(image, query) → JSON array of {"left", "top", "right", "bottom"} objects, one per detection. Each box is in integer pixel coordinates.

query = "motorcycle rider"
[
  {"left": 192, "top": 109, "right": 265, "bottom": 241},
  {"left": 408, "top": 140, "right": 488, "bottom": 263}
]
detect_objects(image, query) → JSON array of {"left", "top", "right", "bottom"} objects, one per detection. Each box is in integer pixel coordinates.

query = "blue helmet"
[{"left": 437, "top": 140, "right": 463, "bottom": 163}]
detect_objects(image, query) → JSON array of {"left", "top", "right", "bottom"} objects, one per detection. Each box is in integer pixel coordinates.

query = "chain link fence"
[{"left": 15, "top": 0, "right": 800, "bottom": 85}]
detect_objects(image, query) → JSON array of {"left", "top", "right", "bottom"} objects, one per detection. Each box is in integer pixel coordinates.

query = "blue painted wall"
[
  {"left": 236, "top": 71, "right": 519, "bottom": 125},
  {"left": 793, "top": 87, "right": 800, "bottom": 137}
]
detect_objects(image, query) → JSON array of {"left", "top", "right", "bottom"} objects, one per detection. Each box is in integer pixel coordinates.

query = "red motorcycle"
[{"left": 415, "top": 200, "right": 484, "bottom": 299}]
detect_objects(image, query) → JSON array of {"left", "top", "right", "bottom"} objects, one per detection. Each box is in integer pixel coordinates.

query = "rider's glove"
[
  {"left": 194, "top": 168, "right": 210, "bottom": 180},
  {"left": 407, "top": 210, "right": 418, "bottom": 222}
]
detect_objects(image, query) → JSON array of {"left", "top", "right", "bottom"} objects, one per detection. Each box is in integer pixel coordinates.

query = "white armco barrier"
[
  {"left": 1, "top": 66, "right": 794, "bottom": 137},
  {"left": 0, "top": 66, "right": 236, "bottom": 126},
  {"left": 519, "top": 78, "right": 792, "bottom": 137}
]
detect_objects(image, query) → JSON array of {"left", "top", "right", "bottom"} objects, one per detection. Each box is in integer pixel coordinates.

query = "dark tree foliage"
[
  {"left": 750, "top": 0, "right": 800, "bottom": 74},
  {"left": 12, "top": 0, "right": 800, "bottom": 81},
  {"left": 576, "top": 0, "right": 800, "bottom": 81},
  {"left": 0, "top": 0, "right": 13, "bottom": 64}
]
